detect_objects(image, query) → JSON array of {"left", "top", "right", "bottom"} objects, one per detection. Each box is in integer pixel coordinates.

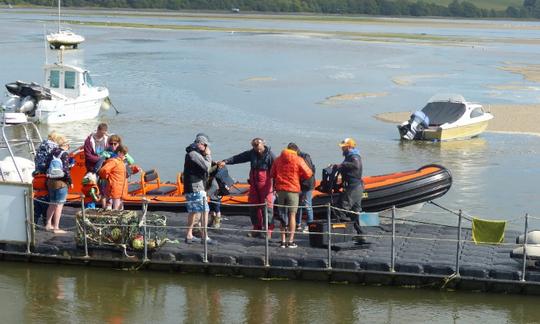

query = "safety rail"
[{"left": 25, "top": 194, "right": 539, "bottom": 282}]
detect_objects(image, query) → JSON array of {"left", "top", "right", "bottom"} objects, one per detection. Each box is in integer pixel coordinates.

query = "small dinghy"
[{"left": 511, "top": 231, "right": 540, "bottom": 267}]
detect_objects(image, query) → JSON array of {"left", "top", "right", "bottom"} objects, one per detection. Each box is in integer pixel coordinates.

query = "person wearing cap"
[
  {"left": 217, "top": 138, "right": 275, "bottom": 237},
  {"left": 335, "top": 137, "right": 365, "bottom": 243},
  {"left": 183, "top": 134, "right": 216, "bottom": 245}
]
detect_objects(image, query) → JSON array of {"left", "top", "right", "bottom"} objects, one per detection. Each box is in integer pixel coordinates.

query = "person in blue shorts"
[{"left": 183, "top": 134, "right": 216, "bottom": 245}]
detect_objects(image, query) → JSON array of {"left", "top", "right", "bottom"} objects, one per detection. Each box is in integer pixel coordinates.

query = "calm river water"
[{"left": 1, "top": 9, "right": 540, "bottom": 322}]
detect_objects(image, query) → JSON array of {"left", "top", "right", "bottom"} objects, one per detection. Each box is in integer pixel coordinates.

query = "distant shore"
[{"left": 375, "top": 104, "right": 540, "bottom": 136}]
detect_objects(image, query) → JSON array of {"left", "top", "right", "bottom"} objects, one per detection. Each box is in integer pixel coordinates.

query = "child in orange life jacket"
[{"left": 82, "top": 172, "right": 100, "bottom": 209}]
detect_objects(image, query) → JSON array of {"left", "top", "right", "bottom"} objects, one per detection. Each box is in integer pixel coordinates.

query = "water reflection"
[{"left": 0, "top": 262, "right": 538, "bottom": 323}]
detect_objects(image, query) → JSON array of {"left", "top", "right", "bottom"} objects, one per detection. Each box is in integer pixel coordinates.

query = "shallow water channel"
[{"left": 1, "top": 9, "right": 540, "bottom": 321}]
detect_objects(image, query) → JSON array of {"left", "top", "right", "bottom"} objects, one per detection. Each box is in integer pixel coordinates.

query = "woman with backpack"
[{"left": 45, "top": 135, "right": 72, "bottom": 234}]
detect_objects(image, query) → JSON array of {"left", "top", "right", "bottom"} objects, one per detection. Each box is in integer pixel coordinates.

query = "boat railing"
[
  {"left": 0, "top": 121, "right": 42, "bottom": 182},
  {"left": 24, "top": 194, "right": 536, "bottom": 283}
]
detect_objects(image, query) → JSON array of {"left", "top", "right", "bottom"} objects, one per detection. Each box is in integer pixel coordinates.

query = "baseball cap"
[
  {"left": 195, "top": 134, "right": 210, "bottom": 146},
  {"left": 338, "top": 138, "right": 356, "bottom": 147}
]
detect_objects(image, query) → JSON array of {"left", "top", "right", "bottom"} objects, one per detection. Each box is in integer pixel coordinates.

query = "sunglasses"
[{"left": 109, "top": 142, "right": 119, "bottom": 145}]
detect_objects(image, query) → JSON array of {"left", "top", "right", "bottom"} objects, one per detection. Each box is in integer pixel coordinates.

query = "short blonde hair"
[
  {"left": 47, "top": 131, "right": 60, "bottom": 143},
  {"left": 56, "top": 135, "right": 69, "bottom": 148}
]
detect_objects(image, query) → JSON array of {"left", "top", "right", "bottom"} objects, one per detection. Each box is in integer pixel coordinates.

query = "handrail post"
[
  {"left": 391, "top": 205, "right": 396, "bottom": 272},
  {"left": 521, "top": 213, "right": 529, "bottom": 282},
  {"left": 326, "top": 204, "right": 332, "bottom": 270},
  {"left": 455, "top": 209, "right": 462, "bottom": 277},
  {"left": 81, "top": 195, "right": 89, "bottom": 258},
  {"left": 203, "top": 195, "right": 208, "bottom": 263},
  {"left": 264, "top": 201, "right": 269, "bottom": 267},
  {"left": 24, "top": 190, "right": 31, "bottom": 254}
]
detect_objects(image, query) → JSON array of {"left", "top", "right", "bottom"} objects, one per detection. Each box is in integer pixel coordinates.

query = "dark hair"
[
  {"left": 251, "top": 138, "right": 264, "bottom": 146},
  {"left": 97, "top": 123, "right": 108, "bottom": 131},
  {"left": 115, "top": 144, "right": 128, "bottom": 155},
  {"left": 287, "top": 142, "right": 299, "bottom": 151},
  {"left": 108, "top": 134, "right": 122, "bottom": 144}
]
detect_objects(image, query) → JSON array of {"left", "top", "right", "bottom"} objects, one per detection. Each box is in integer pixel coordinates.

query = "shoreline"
[{"left": 374, "top": 104, "right": 540, "bottom": 136}]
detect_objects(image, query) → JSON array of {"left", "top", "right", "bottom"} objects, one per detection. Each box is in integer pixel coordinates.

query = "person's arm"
[
  {"left": 60, "top": 151, "right": 72, "bottom": 185},
  {"left": 189, "top": 151, "right": 211, "bottom": 172},
  {"left": 125, "top": 153, "right": 135, "bottom": 165},
  {"left": 223, "top": 150, "right": 251, "bottom": 165},
  {"left": 89, "top": 187, "right": 99, "bottom": 201},
  {"left": 298, "top": 158, "right": 313, "bottom": 180},
  {"left": 339, "top": 156, "right": 361, "bottom": 173},
  {"left": 269, "top": 159, "right": 277, "bottom": 180}
]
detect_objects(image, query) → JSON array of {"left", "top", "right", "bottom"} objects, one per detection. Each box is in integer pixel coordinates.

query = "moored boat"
[
  {"left": 1, "top": 62, "right": 109, "bottom": 124},
  {"left": 398, "top": 94, "right": 493, "bottom": 141},
  {"left": 46, "top": 0, "right": 84, "bottom": 49}
]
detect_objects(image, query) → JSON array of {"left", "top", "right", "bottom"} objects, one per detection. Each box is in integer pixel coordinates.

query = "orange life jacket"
[
  {"left": 82, "top": 183, "right": 100, "bottom": 204},
  {"left": 32, "top": 173, "right": 48, "bottom": 198}
]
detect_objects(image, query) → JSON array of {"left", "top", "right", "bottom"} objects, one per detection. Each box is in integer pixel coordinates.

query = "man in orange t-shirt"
[{"left": 270, "top": 143, "right": 313, "bottom": 248}]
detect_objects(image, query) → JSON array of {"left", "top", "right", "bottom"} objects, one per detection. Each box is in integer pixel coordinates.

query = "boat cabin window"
[
  {"left": 50, "top": 70, "right": 60, "bottom": 88},
  {"left": 64, "top": 71, "right": 76, "bottom": 89},
  {"left": 83, "top": 71, "right": 94, "bottom": 87},
  {"left": 470, "top": 107, "right": 484, "bottom": 118}
]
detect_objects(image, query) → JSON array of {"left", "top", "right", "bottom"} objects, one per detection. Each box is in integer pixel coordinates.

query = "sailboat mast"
[{"left": 57, "top": 0, "right": 61, "bottom": 33}]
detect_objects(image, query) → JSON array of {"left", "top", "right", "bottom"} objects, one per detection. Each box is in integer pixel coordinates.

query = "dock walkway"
[{"left": 1, "top": 207, "right": 539, "bottom": 295}]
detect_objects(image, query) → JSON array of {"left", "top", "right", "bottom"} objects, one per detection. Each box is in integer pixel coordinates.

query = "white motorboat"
[
  {"left": 397, "top": 94, "right": 494, "bottom": 141},
  {"left": 2, "top": 60, "right": 109, "bottom": 124},
  {"left": 47, "top": 30, "right": 85, "bottom": 50},
  {"left": 46, "top": 0, "right": 84, "bottom": 49}
]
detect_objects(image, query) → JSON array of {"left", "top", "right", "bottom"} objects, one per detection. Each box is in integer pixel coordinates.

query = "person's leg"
[
  {"left": 52, "top": 203, "right": 64, "bottom": 231},
  {"left": 287, "top": 192, "right": 299, "bottom": 244},
  {"left": 186, "top": 212, "right": 201, "bottom": 239},
  {"left": 45, "top": 204, "right": 55, "bottom": 230},
  {"left": 112, "top": 198, "right": 122, "bottom": 210},
  {"left": 247, "top": 188, "right": 259, "bottom": 230},
  {"left": 276, "top": 191, "right": 287, "bottom": 244},
  {"left": 305, "top": 190, "right": 314, "bottom": 224},
  {"left": 296, "top": 192, "right": 305, "bottom": 230},
  {"left": 350, "top": 186, "right": 364, "bottom": 235}
]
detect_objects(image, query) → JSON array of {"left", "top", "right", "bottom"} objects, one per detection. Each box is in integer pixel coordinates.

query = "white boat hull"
[{"left": 33, "top": 91, "right": 109, "bottom": 124}]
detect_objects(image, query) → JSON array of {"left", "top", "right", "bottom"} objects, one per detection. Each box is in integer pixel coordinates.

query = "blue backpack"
[{"left": 46, "top": 152, "right": 65, "bottom": 179}]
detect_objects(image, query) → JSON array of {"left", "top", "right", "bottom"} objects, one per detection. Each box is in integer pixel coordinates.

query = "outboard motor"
[
  {"left": 399, "top": 110, "right": 430, "bottom": 140},
  {"left": 18, "top": 96, "right": 36, "bottom": 114}
]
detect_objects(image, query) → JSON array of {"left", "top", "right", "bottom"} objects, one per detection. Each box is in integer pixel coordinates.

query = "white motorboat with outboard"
[
  {"left": 398, "top": 94, "right": 494, "bottom": 141},
  {"left": 1, "top": 59, "right": 109, "bottom": 124}
]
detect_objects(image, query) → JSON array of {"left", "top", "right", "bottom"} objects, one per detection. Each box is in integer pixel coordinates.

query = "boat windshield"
[
  {"left": 421, "top": 101, "right": 466, "bottom": 126},
  {"left": 83, "top": 71, "right": 94, "bottom": 87}
]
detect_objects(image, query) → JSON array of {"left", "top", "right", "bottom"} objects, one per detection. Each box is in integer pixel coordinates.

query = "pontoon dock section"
[{"left": 2, "top": 195, "right": 540, "bottom": 296}]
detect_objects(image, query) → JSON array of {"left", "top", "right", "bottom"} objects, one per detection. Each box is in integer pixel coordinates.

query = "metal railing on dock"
[{"left": 23, "top": 193, "right": 540, "bottom": 284}]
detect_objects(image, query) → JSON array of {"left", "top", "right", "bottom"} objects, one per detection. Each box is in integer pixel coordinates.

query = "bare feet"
[
  {"left": 45, "top": 226, "right": 54, "bottom": 232},
  {"left": 53, "top": 229, "right": 67, "bottom": 234}
]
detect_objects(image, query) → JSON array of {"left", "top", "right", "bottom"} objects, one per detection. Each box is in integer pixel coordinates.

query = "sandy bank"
[
  {"left": 319, "top": 92, "right": 388, "bottom": 105},
  {"left": 374, "top": 104, "right": 540, "bottom": 135}
]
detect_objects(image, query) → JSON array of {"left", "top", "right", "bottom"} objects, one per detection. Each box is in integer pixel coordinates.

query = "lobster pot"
[{"left": 75, "top": 209, "right": 167, "bottom": 249}]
